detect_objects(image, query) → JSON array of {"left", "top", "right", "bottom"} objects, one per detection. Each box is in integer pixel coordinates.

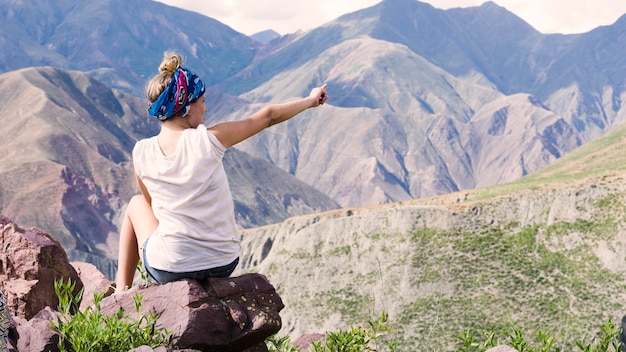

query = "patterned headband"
[{"left": 148, "top": 67, "right": 205, "bottom": 120}]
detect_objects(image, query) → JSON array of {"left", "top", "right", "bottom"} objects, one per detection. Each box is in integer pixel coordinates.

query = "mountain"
[
  {"left": 0, "top": 66, "right": 338, "bottom": 278},
  {"left": 0, "top": 0, "right": 260, "bottom": 96},
  {"left": 210, "top": 0, "right": 626, "bottom": 207},
  {"left": 2, "top": 0, "right": 625, "bottom": 208},
  {"left": 251, "top": 30, "right": 281, "bottom": 44},
  {"left": 236, "top": 122, "right": 626, "bottom": 350}
]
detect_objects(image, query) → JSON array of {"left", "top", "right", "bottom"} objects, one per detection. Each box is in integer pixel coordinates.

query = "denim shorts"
[{"left": 142, "top": 239, "right": 239, "bottom": 285}]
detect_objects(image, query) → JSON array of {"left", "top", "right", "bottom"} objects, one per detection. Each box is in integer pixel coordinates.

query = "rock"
[
  {"left": 13, "top": 307, "right": 62, "bottom": 352},
  {"left": 293, "top": 333, "right": 325, "bottom": 351},
  {"left": 240, "top": 342, "right": 270, "bottom": 351},
  {"left": 486, "top": 346, "right": 518, "bottom": 352},
  {"left": 70, "top": 261, "right": 114, "bottom": 311},
  {"left": 0, "top": 216, "right": 83, "bottom": 320},
  {"left": 101, "top": 273, "right": 284, "bottom": 351},
  {"left": 128, "top": 347, "right": 173, "bottom": 352}
]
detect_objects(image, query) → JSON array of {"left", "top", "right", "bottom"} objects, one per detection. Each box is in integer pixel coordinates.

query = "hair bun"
[{"left": 158, "top": 51, "right": 183, "bottom": 74}]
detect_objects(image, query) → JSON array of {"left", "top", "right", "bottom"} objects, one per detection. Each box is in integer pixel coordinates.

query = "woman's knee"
[
  {"left": 127, "top": 195, "right": 149, "bottom": 212},
  {"left": 126, "top": 195, "right": 158, "bottom": 242}
]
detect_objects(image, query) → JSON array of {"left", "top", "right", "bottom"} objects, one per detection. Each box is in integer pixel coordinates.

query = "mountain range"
[{"left": 2, "top": 0, "right": 626, "bottom": 208}]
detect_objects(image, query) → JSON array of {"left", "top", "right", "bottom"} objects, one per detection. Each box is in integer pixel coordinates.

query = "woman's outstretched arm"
[{"left": 209, "top": 84, "right": 328, "bottom": 148}]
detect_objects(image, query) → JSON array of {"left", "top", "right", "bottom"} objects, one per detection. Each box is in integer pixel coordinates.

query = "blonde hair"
[{"left": 146, "top": 51, "right": 184, "bottom": 102}]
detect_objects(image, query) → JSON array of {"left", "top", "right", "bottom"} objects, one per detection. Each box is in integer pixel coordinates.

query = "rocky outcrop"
[
  {"left": 0, "top": 215, "right": 84, "bottom": 321},
  {"left": 0, "top": 216, "right": 284, "bottom": 351},
  {"left": 102, "top": 275, "right": 284, "bottom": 351}
]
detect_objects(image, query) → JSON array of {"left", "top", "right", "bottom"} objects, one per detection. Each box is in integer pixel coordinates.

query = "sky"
[{"left": 155, "top": 0, "right": 626, "bottom": 36}]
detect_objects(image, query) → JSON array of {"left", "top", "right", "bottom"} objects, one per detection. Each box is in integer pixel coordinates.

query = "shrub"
[
  {"left": 267, "top": 312, "right": 398, "bottom": 352},
  {"left": 455, "top": 320, "right": 623, "bottom": 352},
  {"left": 51, "top": 278, "right": 171, "bottom": 352}
]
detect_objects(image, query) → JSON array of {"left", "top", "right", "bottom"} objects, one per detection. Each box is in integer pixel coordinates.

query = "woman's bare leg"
[{"left": 115, "top": 195, "right": 158, "bottom": 292}]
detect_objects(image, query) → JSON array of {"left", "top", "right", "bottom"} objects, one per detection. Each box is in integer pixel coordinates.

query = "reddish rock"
[
  {"left": 13, "top": 307, "right": 62, "bottom": 352},
  {"left": 101, "top": 274, "right": 283, "bottom": 351},
  {"left": 0, "top": 216, "right": 83, "bottom": 320},
  {"left": 293, "top": 333, "right": 325, "bottom": 351},
  {"left": 70, "top": 261, "right": 114, "bottom": 310}
]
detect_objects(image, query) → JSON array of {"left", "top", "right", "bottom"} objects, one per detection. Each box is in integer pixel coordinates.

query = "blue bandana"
[{"left": 148, "top": 67, "right": 205, "bottom": 120}]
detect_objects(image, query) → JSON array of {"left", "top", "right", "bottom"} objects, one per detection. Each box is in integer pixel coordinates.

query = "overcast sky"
[{"left": 155, "top": 0, "right": 626, "bottom": 36}]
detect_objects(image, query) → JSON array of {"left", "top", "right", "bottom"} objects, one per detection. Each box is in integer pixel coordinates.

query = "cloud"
[
  {"left": 155, "top": 0, "right": 381, "bottom": 35},
  {"left": 430, "top": 0, "right": 626, "bottom": 34},
  {"left": 505, "top": 0, "right": 626, "bottom": 33},
  {"left": 155, "top": 0, "right": 626, "bottom": 35}
]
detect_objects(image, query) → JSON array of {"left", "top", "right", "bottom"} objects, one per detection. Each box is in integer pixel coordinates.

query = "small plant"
[
  {"left": 455, "top": 321, "right": 623, "bottom": 352},
  {"left": 266, "top": 312, "right": 398, "bottom": 352},
  {"left": 311, "top": 312, "right": 398, "bottom": 351},
  {"left": 266, "top": 334, "right": 301, "bottom": 352},
  {"left": 51, "top": 277, "right": 171, "bottom": 352},
  {"left": 454, "top": 327, "right": 498, "bottom": 352},
  {"left": 137, "top": 260, "right": 154, "bottom": 287},
  {"left": 575, "top": 320, "right": 622, "bottom": 352}
]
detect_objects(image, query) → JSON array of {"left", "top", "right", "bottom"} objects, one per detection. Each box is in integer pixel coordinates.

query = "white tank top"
[{"left": 133, "top": 125, "right": 241, "bottom": 272}]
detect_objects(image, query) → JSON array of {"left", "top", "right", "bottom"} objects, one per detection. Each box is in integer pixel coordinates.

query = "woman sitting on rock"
[{"left": 115, "top": 51, "right": 328, "bottom": 291}]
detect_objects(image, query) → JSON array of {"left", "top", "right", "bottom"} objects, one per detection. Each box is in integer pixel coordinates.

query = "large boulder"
[
  {"left": 102, "top": 273, "right": 284, "bottom": 351},
  {"left": 0, "top": 216, "right": 83, "bottom": 320}
]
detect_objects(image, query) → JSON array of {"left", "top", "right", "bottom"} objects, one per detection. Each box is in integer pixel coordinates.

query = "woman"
[{"left": 115, "top": 51, "right": 328, "bottom": 291}]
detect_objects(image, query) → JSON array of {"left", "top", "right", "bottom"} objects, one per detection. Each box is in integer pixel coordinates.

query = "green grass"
[
  {"left": 266, "top": 313, "right": 622, "bottom": 351},
  {"left": 390, "top": 219, "right": 626, "bottom": 350}
]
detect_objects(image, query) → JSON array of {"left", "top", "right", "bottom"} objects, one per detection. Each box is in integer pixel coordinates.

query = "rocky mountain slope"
[
  {"left": 236, "top": 121, "right": 626, "bottom": 350},
  {"left": 0, "top": 66, "right": 338, "bottom": 278}
]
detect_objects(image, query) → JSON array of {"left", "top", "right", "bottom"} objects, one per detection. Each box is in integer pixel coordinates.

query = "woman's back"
[{"left": 133, "top": 125, "right": 240, "bottom": 272}]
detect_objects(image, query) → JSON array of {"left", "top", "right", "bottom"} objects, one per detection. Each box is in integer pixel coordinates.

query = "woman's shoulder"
[
  {"left": 185, "top": 125, "right": 226, "bottom": 157},
  {"left": 133, "top": 136, "right": 158, "bottom": 154}
]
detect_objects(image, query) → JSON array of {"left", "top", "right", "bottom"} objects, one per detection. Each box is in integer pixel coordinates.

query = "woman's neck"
[{"left": 160, "top": 117, "right": 191, "bottom": 132}]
